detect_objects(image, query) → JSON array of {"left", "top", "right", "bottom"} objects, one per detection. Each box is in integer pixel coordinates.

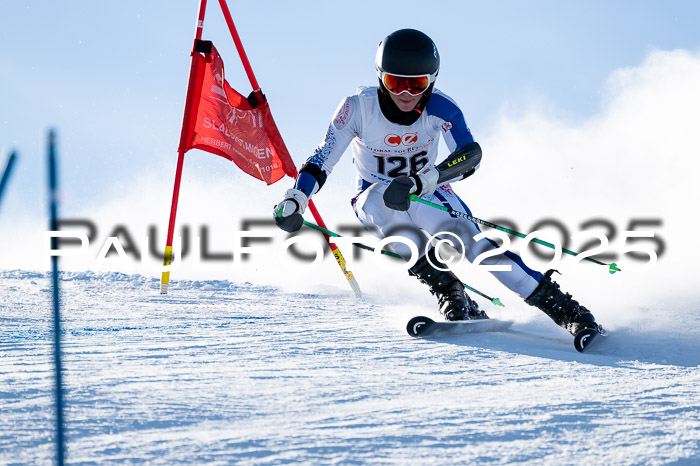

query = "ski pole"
[
  {"left": 47, "top": 130, "right": 66, "bottom": 465},
  {"left": 302, "top": 220, "right": 504, "bottom": 307},
  {"left": 303, "top": 220, "right": 403, "bottom": 258},
  {"left": 0, "top": 150, "right": 17, "bottom": 211},
  {"left": 410, "top": 194, "right": 621, "bottom": 274}
]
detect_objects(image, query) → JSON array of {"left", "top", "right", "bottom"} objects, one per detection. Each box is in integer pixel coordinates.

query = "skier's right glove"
[
  {"left": 273, "top": 188, "right": 308, "bottom": 232},
  {"left": 383, "top": 165, "right": 439, "bottom": 211}
]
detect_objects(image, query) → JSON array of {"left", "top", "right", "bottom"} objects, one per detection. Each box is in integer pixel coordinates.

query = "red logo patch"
[
  {"left": 333, "top": 98, "right": 351, "bottom": 127},
  {"left": 384, "top": 133, "right": 401, "bottom": 146},
  {"left": 402, "top": 133, "right": 418, "bottom": 146},
  {"left": 384, "top": 132, "right": 419, "bottom": 147}
]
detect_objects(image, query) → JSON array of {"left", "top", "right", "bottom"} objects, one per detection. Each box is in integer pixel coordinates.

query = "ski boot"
[
  {"left": 409, "top": 247, "right": 488, "bottom": 321},
  {"left": 525, "top": 269, "right": 601, "bottom": 335}
]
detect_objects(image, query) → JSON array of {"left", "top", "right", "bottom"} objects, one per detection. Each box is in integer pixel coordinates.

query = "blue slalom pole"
[
  {"left": 0, "top": 150, "right": 17, "bottom": 210},
  {"left": 48, "top": 129, "right": 66, "bottom": 465}
]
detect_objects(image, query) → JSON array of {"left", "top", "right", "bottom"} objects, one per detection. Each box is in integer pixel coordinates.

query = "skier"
[{"left": 273, "top": 28, "right": 600, "bottom": 337}]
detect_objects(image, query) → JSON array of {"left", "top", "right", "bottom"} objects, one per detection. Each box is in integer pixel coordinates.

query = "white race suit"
[{"left": 298, "top": 86, "right": 543, "bottom": 298}]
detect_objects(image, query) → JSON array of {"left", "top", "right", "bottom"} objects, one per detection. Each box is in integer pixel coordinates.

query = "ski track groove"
[{"left": 1, "top": 270, "right": 698, "bottom": 464}]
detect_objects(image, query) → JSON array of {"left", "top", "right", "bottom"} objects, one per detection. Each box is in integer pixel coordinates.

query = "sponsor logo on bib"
[{"left": 384, "top": 132, "right": 418, "bottom": 147}]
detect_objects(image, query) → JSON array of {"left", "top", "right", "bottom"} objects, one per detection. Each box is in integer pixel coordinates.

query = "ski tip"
[
  {"left": 574, "top": 328, "right": 600, "bottom": 353},
  {"left": 406, "top": 316, "right": 435, "bottom": 337}
]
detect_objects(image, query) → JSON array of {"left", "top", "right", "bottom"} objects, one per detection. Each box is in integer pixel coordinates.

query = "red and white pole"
[
  {"left": 216, "top": 0, "right": 362, "bottom": 298},
  {"left": 160, "top": 0, "right": 209, "bottom": 294}
]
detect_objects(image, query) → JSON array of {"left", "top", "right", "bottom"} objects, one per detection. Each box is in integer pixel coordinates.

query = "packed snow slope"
[{"left": 1, "top": 270, "right": 698, "bottom": 464}]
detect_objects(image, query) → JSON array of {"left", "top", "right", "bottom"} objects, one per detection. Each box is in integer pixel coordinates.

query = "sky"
[{"left": 1, "top": 1, "right": 700, "bottom": 302}]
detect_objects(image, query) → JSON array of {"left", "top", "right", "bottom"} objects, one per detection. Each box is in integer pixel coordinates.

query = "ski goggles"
[{"left": 381, "top": 72, "right": 434, "bottom": 96}]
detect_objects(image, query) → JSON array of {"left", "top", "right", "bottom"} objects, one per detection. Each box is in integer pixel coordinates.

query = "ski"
[
  {"left": 573, "top": 327, "right": 604, "bottom": 353},
  {"left": 406, "top": 315, "right": 513, "bottom": 338}
]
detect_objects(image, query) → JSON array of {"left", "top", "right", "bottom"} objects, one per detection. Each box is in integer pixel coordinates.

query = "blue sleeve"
[
  {"left": 294, "top": 170, "right": 319, "bottom": 197},
  {"left": 426, "top": 92, "right": 475, "bottom": 152},
  {"left": 293, "top": 161, "right": 328, "bottom": 198}
]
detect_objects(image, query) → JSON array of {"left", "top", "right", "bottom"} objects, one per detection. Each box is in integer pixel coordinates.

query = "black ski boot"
[
  {"left": 525, "top": 270, "right": 600, "bottom": 336},
  {"left": 409, "top": 248, "right": 488, "bottom": 321}
]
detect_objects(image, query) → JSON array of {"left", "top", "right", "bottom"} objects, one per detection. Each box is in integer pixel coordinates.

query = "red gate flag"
[
  {"left": 180, "top": 40, "right": 296, "bottom": 184},
  {"left": 162, "top": 1, "right": 361, "bottom": 298}
]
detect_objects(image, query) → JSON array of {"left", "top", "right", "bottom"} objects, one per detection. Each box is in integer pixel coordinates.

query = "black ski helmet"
[{"left": 375, "top": 29, "right": 440, "bottom": 83}]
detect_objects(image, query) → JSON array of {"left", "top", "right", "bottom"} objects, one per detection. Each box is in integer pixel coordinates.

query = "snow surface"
[{"left": 1, "top": 270, "right": 698, "bottom": 464}]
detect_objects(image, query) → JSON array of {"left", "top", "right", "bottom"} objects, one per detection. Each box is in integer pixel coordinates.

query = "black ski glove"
[
  {"left": 383, "top": 176, "right": 415, "bottom": 211},
  {"left": 383, "top": 166, "right": 439, "bottom": 211},
  {"left": 273, "top": 188, "right": 308, "bottom": 232}
]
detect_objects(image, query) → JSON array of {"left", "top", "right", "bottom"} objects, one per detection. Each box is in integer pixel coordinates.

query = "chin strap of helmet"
[{"left": 376, "top": 83, "right": 434, "bottom": 126}]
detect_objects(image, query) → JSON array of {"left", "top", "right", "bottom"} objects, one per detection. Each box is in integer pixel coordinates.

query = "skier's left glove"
[
  {"left": 383, "top": 165, "right": 439, "bottom": 211},
  {"left": 273, "top": 188, "right": 308, "bottom": 232}
]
